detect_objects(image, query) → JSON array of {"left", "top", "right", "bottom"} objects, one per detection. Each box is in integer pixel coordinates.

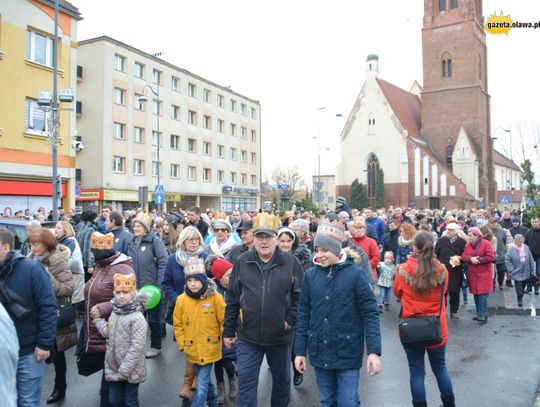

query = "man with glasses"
[{"left": 223, "top": 213, "right": 304, "bottom": 407}]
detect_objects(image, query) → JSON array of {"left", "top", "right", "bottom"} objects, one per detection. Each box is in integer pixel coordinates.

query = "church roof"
[
  {"left": 493, "top": 149, "right": 521, "bottom": 171},
  {"left": 377, "top": 78, "right": 422, "bottom": 139}
]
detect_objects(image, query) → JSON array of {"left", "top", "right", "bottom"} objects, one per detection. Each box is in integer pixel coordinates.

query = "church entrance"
[
  {"left": 428, "top": 197, "right": 440, "bottom": 209},
  {"left": 367, "top": 154, "right": 379, "bottom": 208}
]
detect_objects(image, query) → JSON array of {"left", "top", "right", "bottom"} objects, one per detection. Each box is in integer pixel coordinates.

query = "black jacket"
[
  {"left": 224, "top": 248, "right": 304, "bottom": 346},
  {"left": 190, "top": 218, "right": 209, "bottom": 239},
  {"left": 525, "top": 228, "right": 540, "bottom": 258},
  {"left": 226, "top": 244, "right": 251, "bottom": 266},
  {"left": 383, "top": 229, "right": 399, "bottom": 260}
]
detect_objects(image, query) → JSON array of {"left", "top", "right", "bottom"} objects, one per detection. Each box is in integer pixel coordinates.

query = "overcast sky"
[{"left": 76, "top": 0, "right": 540, "bottom": 183}]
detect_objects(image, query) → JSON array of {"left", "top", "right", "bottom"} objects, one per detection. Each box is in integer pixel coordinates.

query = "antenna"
[{"left": 152, "top": 52, "right": 164, "bottom": 58}]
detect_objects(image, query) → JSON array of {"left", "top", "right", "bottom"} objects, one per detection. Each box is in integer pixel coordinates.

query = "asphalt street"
[{"left": 41, "top": 287, "right": 540, "bottom": 407}]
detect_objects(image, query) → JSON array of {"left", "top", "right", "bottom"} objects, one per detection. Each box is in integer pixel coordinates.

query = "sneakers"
[
  {"left": 145, "top": 348, "right": 161, "bottom": 358},
  {"left": 378, "top": 305, "right": 383, "bottom": 314}
]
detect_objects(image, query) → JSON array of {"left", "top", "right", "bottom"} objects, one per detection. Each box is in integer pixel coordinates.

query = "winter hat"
[
  {"left": 184, "top": 258, "right": 208, "bottom": 286},
  {"left": 336, "top": 196, "right": 347, "bottom": 205},
  {"left": 91, "top": 232, "right": 114, "bottom": 250},
  {"left": 468, "top": 227, "right": 482, "bottom": 239},
  {"left": 278, "top": 227, "right": 296, "bottom": 243},
  {"left": 114, "top": 273, "right": 137, "bottom": 292},
  {"left": 132, "top": 213, "right": 152, "bottom": 232},
  {"left": 212, "top": 219, "right": 232, "bottom": 233},
  {"left": 314, "top": 223, "right": 345, "bottom": 258},
  {"left": 512, "top": 217, "right": 519, "bottom": 223},
  {"left": 211, "top": 258, "right": 233, "bottom": 281}
]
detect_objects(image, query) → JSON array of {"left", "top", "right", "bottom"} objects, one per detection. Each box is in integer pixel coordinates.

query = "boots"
[
  {"left": 46, "top": 386, "right": 66, "bottom": 404},
  {"left": 441, "top": 394, "right": 455, "bottom": 407},
  {"left": 217, "top": 382, "right": 225, "bottom": 404},
  {"left": 228, "top": 376, "right": 237, "bottom": 400},
  {"left": 179, "top": 361, "right": 196, "bottom": 399}
]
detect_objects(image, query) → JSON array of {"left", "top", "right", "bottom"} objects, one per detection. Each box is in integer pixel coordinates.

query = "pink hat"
[{"left": 468, "top": 227, "right": 482, "bottom": 238}]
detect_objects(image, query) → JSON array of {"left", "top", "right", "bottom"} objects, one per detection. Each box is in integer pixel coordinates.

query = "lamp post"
[{"left": 138, "top": 84, "right": 161, "bottom": 214}]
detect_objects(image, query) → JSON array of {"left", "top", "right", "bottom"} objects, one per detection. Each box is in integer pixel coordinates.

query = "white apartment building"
[{"left": 76, "top": 36, "right": 261, "bottom": 213}]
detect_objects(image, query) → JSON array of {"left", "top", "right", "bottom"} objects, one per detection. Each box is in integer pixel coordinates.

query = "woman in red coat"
[
  {"left": 459, "top": 227, "right": 495, "bottom": 324},
  {"left": 393, "top": 231, "right": 454, "bottom": 407}
]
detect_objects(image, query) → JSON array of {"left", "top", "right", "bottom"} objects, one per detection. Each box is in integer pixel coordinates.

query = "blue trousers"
[
  {"left": 16, "top": 353, "right": 45, "bottom": 407},
  {"left": 378, "top": 286, "right": 391, "bottom": 305},
  {"left": 192, "top": 363, "right": 217, "bottom": 407},
  {"left": 314, "top": 367, "right": 361, "bottom": 407},
  {"left": 109, "top": 381, "right": 139, "bottom": 407},
  {"left": 473, "top": 293, "right": 489, "bottom": 318}
]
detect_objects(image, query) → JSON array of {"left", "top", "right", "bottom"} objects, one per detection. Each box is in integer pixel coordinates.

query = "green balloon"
[{"left": 139, "top": 285, "right": 161, "bottom": 310}]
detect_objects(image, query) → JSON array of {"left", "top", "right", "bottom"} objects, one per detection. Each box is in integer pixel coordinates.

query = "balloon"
[{"left": 139, "top": 285, "right": 161, "bottom": 310}]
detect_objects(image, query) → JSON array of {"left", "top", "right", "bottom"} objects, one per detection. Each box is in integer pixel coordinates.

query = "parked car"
[{"left": 0, "top": 219, "right": 57, "bottom": 252}]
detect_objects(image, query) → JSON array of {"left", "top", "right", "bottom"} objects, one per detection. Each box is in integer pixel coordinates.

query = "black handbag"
[
  {"left": 57, "top": 298, "right": 75, "bottom": 329},
  {"left": 77, "top": 350, "right": 105, "bottom": 376},
  {"left": 531, "top": 274, "right": 540, "bottom": 289},
  {"left": 398, "top": 282, "right": 444, "bottom": 348}
]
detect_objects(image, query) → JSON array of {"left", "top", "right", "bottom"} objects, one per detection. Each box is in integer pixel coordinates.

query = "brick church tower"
[{"left": 421, "top": 0, "right": 496, "bottom": 204}]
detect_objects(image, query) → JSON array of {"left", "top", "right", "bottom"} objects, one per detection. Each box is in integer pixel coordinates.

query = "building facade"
[
  {"left": 76, "top": 36, "right": 261, "bottom": 213},
  {"left": 0, "top": 0, "right": 81, "bottom": 217}
]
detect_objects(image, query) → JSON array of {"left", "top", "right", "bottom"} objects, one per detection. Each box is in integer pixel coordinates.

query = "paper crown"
[
  {"left": 91, "top": 232, "right": 114, "bottom": 250},
  {"left": 253, "top": 213, "right": 280, "bottom": 234},
  {"left": 316, "top": 223, "right": 346, "bottom": 242},
  {"left": 114, "top": 273, "right": 137, "bottom": 292},
  {"left": 184, "top": 258, "right": 206, "bottom": 276}
]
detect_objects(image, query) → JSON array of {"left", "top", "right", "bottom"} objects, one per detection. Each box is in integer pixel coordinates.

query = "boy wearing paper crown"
[
  {"left": 92, "top": 272, "right": 148, "bottom": 407},
  {"left": 173, "top": 259, "right": 225, "bottom": 407}
]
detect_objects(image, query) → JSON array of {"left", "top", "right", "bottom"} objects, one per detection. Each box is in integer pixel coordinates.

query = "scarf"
[
  {"left": 184, "top": 284, "right": 208, "bottom": 299},
  {"left": 513, "top": 243, "right": 526, "bottom": 263},
  {"left": 111, "top": 299, "right": 141, "bottom": 315},
  {"left": 175, "top": 246, "right": 204, "bottom": 267},
  {"left": 398, "top": 235, "right": 414, "bottom": 248},
  {"left": 209, "top": 235, "right": 237, "bottom": 258}
]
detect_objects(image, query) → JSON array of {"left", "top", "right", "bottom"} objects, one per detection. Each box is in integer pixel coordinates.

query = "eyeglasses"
[{"left": 214, "top": 228, "right": 228, "bottom": 232}]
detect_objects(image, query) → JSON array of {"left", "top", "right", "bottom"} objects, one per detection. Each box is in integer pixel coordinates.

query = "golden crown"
[
  {"left": 316, "top": 224, "right": 346, "bottom": 242},
  {"left": 253, "top": 213, "right": 280, "bottom": 233},
  {"left": 184, "top": 258, "right": 206, "bottom": 276},
  {"left": 114, "top": 273, "right": 137, "bottom": 292},
  {"left": 91, "top": 232, "right": 114, "bottom": 250}
]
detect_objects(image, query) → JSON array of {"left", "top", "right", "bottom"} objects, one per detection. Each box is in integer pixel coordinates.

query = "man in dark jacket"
[
  {"left": 334, "top": 196, "right": 353, "bottom": 220},
  {"left": 509, "top": 216, "right": 529, "bottom": 238},
  {"left": 188, "top": 206, "right": 209, "bottom": 239},
  {"left": 525, "top": 216, "right": 540, "bottom": 294},
  {"left": 106, "top": 211, "right": 133, "bottom": 255},
  {"left": 382, "top": 219, "right": 400, "bottom": 262},
  {"left": 227, "top": 221, "right": 254, "bottom": 265},
  {"left": 224, "top": 214, "right": 304, "bottom": 407},
  {"left": 0, "top": 229, "right": 58, "bottom": 406},
  {"left": 488, "top": 218, "right": 511, "bottom": 288}
]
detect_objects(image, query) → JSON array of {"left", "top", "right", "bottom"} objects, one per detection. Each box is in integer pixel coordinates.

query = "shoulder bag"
[{"left": 57, "top": 297, "right": 76, "bottom": 329}]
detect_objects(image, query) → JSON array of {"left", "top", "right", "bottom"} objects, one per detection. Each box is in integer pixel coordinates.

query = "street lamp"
[{"left": 138, "top": 84, "right": 161, "bottom": 214}]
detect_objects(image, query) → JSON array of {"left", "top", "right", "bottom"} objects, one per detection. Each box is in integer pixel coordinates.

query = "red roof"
[
  {"left": 377, "top": 78, "right": 422, "bottom": 139},
  {"left": 493, "top": 149, "right": 521, "bottom": 171}
]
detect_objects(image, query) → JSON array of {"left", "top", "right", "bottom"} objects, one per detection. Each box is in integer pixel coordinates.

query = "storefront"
[
  {"left": 220, "top": 186, "right": 259, "bottom": 213},
  {"left": 77, "top": 189, "right": 182, "bottom": 212},
  {"left": 0, "top": 179, "right": 68, "bottom": 217}
]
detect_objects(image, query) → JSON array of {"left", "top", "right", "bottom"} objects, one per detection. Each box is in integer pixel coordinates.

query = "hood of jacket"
[
  {"left": 200, "top": 278, "right": 218, "bottom": 299},
  {"left": 312, "top": 250, "right": 348, "bottom": 268},
  {"left": 39, "top": 245, "right": 70, "bottom": 268}
]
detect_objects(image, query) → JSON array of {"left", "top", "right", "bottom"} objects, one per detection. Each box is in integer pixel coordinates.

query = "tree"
[
  {"left": 375, "top": 168, "right": 385, "bottom": 208},
  {"left": 348, "top": 178, "right": 368, "bottom": 210},
  {"left": 262, "top": 166, "right": 306, "bottom": 211},
  {"left": 521, "top": 159, "right": 536, "bottom": 200},
  {"left": 295, "top": 193, "right": 318, "bottom": 212}
]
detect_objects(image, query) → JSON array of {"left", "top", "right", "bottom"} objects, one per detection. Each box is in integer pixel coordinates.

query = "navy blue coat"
[
  {"left": 111, "top": 227, "right": 133, "bottom": 255},
  {"left": 162, "top": 253, "right": 207, "bottom": 304},
  {"left": 294, "top": 257, "right": 381, "bottom": 370}
]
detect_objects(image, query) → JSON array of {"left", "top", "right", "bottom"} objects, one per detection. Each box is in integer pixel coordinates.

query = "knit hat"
[
  {"left": 91, "top": 232, "right": 114, "bottom": 250},
  {"left": 253, "top": 213, "right": 280, "bottom": 236},
  {"left": 468, "top": 227, "right": 482, "bottom": 238},
  {"left": 184, "top": 258, "right": 208, "bottom": 286},
  {"left": 114, "top": 273, "right": 137, "bottom": 292},
  {"left": 212, "top": 219, "right": 232, "bottom": 233},
  {"left": 211, "top": 258, "right": 233, "bottom": 281},
  {"left": 336, "top": 196, "right": 347, "bottom": 205},
  {"left": 512, "top": 217, "right": 519, "bottom": 223},
  {"left": 278, "top": 227, "right": 296, "bottom": 243},
  {"left": 167, "top": 213, "right": 184, "bottom": 229},
  {"left": 314, "top": 223, "right": 345, "bottom": 258},
  {"left": 132, "top": 213, "right": 152, "bottom": 232}
]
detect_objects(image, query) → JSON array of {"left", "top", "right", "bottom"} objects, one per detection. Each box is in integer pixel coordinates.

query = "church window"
[
  {"left": 451, "top": 0, "right": 458, "bottom": 9},
  {"left": 367, "top": 154, "right": 379, "bottom": 207},
  {"left": 439, "top": 0, "right": 446, "bottom": 12},
  {"left": 447, "top": 59, "right": 453, "bottom": 76},
  {"left": 442, "top": 60, "right": 447, "bottom": 77},
  {"left": 368, "top": 113, "right": 376, "bottom": 134}
]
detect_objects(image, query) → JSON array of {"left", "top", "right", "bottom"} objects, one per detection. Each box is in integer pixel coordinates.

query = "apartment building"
[
  {"left": 76, "top": 36, "right": 261, "bottom": 213},
  {"left": 0, "top": 0, "right": 81, "bottom": 216}
]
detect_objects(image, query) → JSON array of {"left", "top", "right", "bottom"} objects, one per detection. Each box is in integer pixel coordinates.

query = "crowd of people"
[{"left": 1, "top": 198, "right": 539, "bottom": 407}]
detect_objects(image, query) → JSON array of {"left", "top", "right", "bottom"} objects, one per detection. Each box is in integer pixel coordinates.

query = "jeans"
[
  {"left": 192, "top": 363, "right": 217, "bottom": 407},
  {"left": 146, "top": 303, "right": 162, "bottom": 349},
  {"left": 377, "top": 286, "right": 391, "bottom": 306},
  {"left": 109, "top": 381, "right": 139, "bottom": 407},
  {"left": 236, "top": 339, "right": 291, "bottom": 407},
  {"left": 473, "top": 293, "right": 489, "bottom": 318},
  {"left": 16, "top": 353, "right": 45, "bottom": 407},
  {"left": 403, "top": 344, "right": 454, "bottom": 404},
  {"left": 314, "top": 367, "right": 361, "bottom": 407}
]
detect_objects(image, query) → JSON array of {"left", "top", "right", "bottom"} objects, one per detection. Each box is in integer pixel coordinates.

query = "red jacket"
[
  {"left": 352, "top": 235, "right": 380, "bottom": 279},
  {"left": 461, "top": 238, "right": 495, "bottom": 295},
  {"left": 393, "top": 257, "right": 449, "bottom": 349}
]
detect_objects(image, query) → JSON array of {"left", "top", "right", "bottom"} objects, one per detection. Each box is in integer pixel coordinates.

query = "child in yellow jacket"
[{"left": 173, "top": 259, "right": 224, "bottom": 407}]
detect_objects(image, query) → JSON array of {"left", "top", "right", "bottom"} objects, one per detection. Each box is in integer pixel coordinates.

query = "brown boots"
[{"left": 179, "top": 361, "right": 196, "bottom": 399}]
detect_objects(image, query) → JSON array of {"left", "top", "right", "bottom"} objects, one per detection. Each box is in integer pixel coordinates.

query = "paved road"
[{"left": 41, "top": 287, "right": 540, "bottom": 406}]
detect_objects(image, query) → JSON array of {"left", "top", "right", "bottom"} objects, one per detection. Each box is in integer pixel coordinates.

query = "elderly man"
[{"left": 224, "top": 213, "right": 304, "bottom": 407}]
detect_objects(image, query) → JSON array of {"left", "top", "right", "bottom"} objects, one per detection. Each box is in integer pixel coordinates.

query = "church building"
[{"left": 336, "top": 0, "right": 498, "bottom": 209}]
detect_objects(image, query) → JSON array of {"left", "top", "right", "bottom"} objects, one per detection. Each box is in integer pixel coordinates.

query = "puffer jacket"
[
  {"left": 126, "top": 232, "right": 168, "bottom": 288},
  {"left": 505, "top": 245, "right": 536, "bottom": 281},
  {"left": 93, "top": 292, "right": 148, "bottom": 383},
  {"left": 84, "top": 253, "right": 134, "bottom": 353},
  {"left": 173, "top": 280, "right": 225, "bottom": 365},
  {"left": 491, "top": 225, "right": 507, "bottom": 264}
]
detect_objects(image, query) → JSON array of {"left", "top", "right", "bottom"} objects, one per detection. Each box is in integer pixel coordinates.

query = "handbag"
[
  {"left": 398, "top": 281, "right": 444, "bottom": 348},
  {"left": 57, "top": 297, "right": 75, "bottom": 329},
  {"left": 77, "top": 350, "right": 105, "bottom": 376},
  {"left": 531, "top": 274, "right": 540, "bottom": 289},
  {"left": 461, "top": 271, "right": 469, "bottom": 288}
]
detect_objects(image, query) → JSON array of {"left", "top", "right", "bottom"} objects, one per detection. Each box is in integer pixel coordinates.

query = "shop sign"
[
  {"left": 149, "top": 192, "right": 182, "bottom": 202},
  {"left": 103, "top": 189, "right": 139, "bottom": 202},
  {"left": 77, "top": 190, "right": 103, "bottom": 201}
]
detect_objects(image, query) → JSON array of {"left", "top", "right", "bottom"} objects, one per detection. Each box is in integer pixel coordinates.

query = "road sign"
[
  {"left": 313, "top": 181, "right": 324, "bottom": 192},
  {"left": 528, "top": 199, "right": 536, "bottom": 207},
  {"left": 154, "top": 192, "right": 164, "bottom": 205},
  {"left": 74, "top": 184, "right": 81, "bottom": 198},
  {"left": 499, "top": 196, "right": 509, "bottom": 204},
  {"left": 154, "top": 184, "right": 164, "bottom": 194},
  {"left": 278, "top": 184, "right": 290, "bottom": 190}
]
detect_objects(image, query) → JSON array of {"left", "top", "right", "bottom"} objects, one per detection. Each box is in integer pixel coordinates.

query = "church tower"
[{"left": 421, "top": 0, "right": 495, "bottom": 204}]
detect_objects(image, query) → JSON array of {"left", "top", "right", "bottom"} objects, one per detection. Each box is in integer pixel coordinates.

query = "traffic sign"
[
  {"left": 528, "top": 199, "right": 536, "bottom": 207},
  {"left": 155, "top": 192, "right": 164, "bottom": 205},
  {"left": 278, "top": 184, "right": 290, "bottom": 190},
  {"left": 499, "top": 195, "right": 509, "bottom": 204},
  {"left": 154, "top": 184, "right": 164, "bottom": 194},
  {"left": 314, "top": 181, "right": 324, "bottom": 192},
  {"left": 74, "top": 184, "right": 81, "bottom": 198}
]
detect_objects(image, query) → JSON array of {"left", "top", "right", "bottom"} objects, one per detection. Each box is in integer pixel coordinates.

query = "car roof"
[{"left": 0, "top": 219, "right": 57, "bottom": 227}]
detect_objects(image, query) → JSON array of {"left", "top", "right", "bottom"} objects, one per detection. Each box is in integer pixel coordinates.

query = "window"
[
  {"left": 368, "top": 113, "right": 376, "bottom": 133},
  {"left": 231, "top": 99, "right": 237, "bottom": 112},
  {"left": 230, "top": 123, "right": 237, "bottom": 137},
  {"left": 217, "top": 144, "right": 225, "bottom": 158},
  {"left": 114, "top": 54, "right": 126, "bottom": 72},
  {"left": 203, "top": 115, "right": 212, "bottom": 129},
  {"left": 151, "top": 161, "right": 161, "bottom": 177},
  {"left": 250, "top": 129, "right": 256, "bottom": 141},
  {"left": 188, "top": 82, "right": 197, "bottom": 97},
  {"left": 171, "top": 76, "right": 180, "bottom": 92},
  {"left": 188, "top": 138, "right": 197, "bottom": 152},
  {"left": 241, "top": 150, "right": 247, "bottom": 162},
  {"left": 447, "top": 59, "right": 452, "bottom": 77},
  {"left": 241, "top": 126, "right": 247, "bottom": 139},
  {"left": 203, "top": 168, "right": 211, "bottom": 182},
  {"left": 152, "top": 99, "right": 162, "bottom": 115},
  {"left": 152, "top": 69, "right": 162, "bottom": 85},
  {"left": 133, "top": 127, "right": 144, "bottom": 143},
  {"left": 203, "top": 88, "right": 211, "bottom": 103},
  {"left": 26, "top": 30, "right": 53, "bottom": 67},
  {"left": 451, "top": 0, "right": 458, "bottom": 8},
  {"left": 217, "top": 119, "right": 225, "bottom": 133},
  {"left": 134, "top": 93, "right": 144, "bottom": 110},
  {"left": 439, "top": 0, "right": 446, "bottom": 12},
  {"left": 170, "top": 134, "right": 180, "bottom": 150},
  {"left": 24, "top": 98, "right": 48, "bottom": 134},
  {"left": 133, "top": 159, "right": 144, "bottom": 175},
  {"left": 171, "top": 105, "right": 180, "bottom": 120},
  {"left": 171, "top": 164, "right": 180, "bottom": 179},
  {"left": 113, "top": 156, "right": 125, "bottom": 173},
  {"left": 230, "top": 172, "right": 237, "bottom": 184},
  {"left": 241, "top": 173, "right": 247, "bottom": 185},
  {"left": 134, "top": 62, "right": 144, "bottom": 79},
  {"left": 251, "top": 175, "right": 256, "bottom": 186},
  {"left": 217, "top": 94, "right": 224, "bottom": 108},
  {"left": 217, "top": 170, "right": 224, "bottom": 183},
  {"left": 152, "top": 131, "right": 161, "bottom": 146},
  {"left": 188, "top": 110, "right": 197, "bottom": 125},
  {"left": 188, "top": 166, "right": 196, "bottom": 181},
  {"left": 203, "top": 142, "right": 211, "bottom": 155},
  {"left": 241, "top": 103, "right": 247, "bottom": 116},
  {"left": 251, "top": 152, "right": 256, "bottom": 164},
  {"left": 113, "top": 122, "right": 125, "bottom": 139},
  {"left": 442, "top": 58, "right": 453, "bottom": 77},
  {"left": 113, "top": 87, "right": 125, "bottom": 105},
  {"left": 230, "top": 147, "right": 237, "bottom": 161},
  {"left": 251, "top": 107, "right": 257, "bottom": 119}
]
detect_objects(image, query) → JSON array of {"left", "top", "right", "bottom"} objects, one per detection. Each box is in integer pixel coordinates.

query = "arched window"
[
  {"left": 367, "top": 153, "right": 379, "bottom": 207},
  {"left": 447, "top": 59, "right": 453, "bottom": 77},
  {"left": 442, "top": 60, "right": 447, "bottom": 77},
  {"left": 441, "top": 53, "right": 453, "bottom": 78}
]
